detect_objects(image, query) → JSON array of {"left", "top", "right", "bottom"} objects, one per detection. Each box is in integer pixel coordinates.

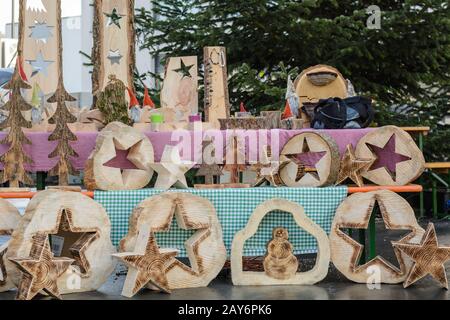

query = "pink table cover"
[{"left": 0, "top": 129, "right": 375, "bottom": 172}]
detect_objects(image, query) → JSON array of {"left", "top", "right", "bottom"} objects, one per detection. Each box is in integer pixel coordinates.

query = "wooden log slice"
[
  {"left": 279, "top": 132, "right": 340, "bottom": 187},
  {"left": 5, "top": 190, "right": 116, "bottom": 294},
  {"left": 329, "top": 190, "right": 425, "bottom": 284},
  {"left": 355, "top": 126, "right": 425, "bottom": 186},
  {"left": 0, "top": 199, "right": 22, "bottom": 292},
  {"left": 85, "top": 122, "right": 154, "bottom": 191},
  {"left": 119, "top": 192, "right": 227, "bottom": 290}
]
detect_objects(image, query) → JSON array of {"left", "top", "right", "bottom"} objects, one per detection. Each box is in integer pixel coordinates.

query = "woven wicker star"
[
  {"left": 9, "top": 233, "right": 74, "bottom": 300},
  {"left": 393, "top": 223, "right": 450, "bottom": 289},
  {"left": 113, "top": 229, "right": 178, "bottom": 298}
]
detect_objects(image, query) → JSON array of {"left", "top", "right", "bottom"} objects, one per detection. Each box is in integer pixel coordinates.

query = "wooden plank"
[
  {"left": 400, "top": 127, "right": 431, "bottom": 135},
  {"left": 426, "top": 162, "right": 450, "bottom": 169}
]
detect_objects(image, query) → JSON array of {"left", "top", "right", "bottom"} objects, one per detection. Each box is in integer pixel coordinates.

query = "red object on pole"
[{"left": 127, "top": 87, "right": 140, "bottom": 109}]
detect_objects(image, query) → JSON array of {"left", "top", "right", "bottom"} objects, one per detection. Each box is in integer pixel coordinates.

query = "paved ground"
[{"left": 1, "top": 218, "right": 449, "bottom": 300}]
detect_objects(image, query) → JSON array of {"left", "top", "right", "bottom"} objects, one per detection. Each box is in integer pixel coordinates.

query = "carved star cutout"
[
  {"left": 113, "top": 229, "right": 178, "bottom": 298},
  {"left": 284, "top": 137, "right": 326, "bottom": 182},
  {"left": 151, "top": 146, "right": 195, "bottom": 190},
  {"left": 173, "top": 59, "right": 194, "bottom": 78},
  {"left": 8, "top": 233, "right": 74, "bottom": 300},
  {"left": 29, "top": 21, "right": 54, "bottom": 44},
  {"left": 336, "top": 144, "right": 373, "bottom": 187},
  {"left": 107, "top": 49, "right": 123, "bottom": 65},
  {"left": 27, "top": 52, "right": 53, "bottom": 77},
  {"left": 393, "top": 223, "right": 450, "bottom": 289},
  {"left": 51, "top": 208, "right": 99, "bottom": 276},
  {"left": 251, "top": 146, "right": 285, "bottom": 186},
  {"left": 366, "top": 134, "right": 411, "bottom": 182},
  {"left": 105, "top": 8, "right": 125, "bottom": 29}
]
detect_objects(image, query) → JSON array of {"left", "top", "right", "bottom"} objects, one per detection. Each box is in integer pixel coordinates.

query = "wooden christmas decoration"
[
  {"left": 94, "top": 75, "right": 131, "bottom": 125},
  {"left": 329, "top": 190, "right": 426, "bottom": 284},
  {"left": 218, "top": 117, "right": 271, "bottom": 130},
  {"left": 20, "top": 0, "right": 59, "bottom": 98},
  {"left": 195, "top": 140, "right": 223, "bottom": 185},
  {"left": 263, "top": 228, "right": 299, "bottom": 280},
  {"left": 113, "top": 228, "right": 178, "bottom": 297},
  {"left": 393, "top": 223, "right": 450, "bottom": 289},
  {"left": 9, "top": 233, "right": 74, "bottom": 300},
  {"left": 160, "top": 56, "right": 198, "bottom": 122},
  {"left": 261, "top": 111, "right": 282, "bottom": 129},
  {"left": 0, "top": 58, "right": 34, "bottom": 188},
  {"left": 204, "top": 47, "right": 230, "bottom": 127},
  {"left": 294, "top": 65, "right": 348, "bottom": 127},
  {"left": 0, "top": 199, "right": 22, "bottom": 292},
  {"left": 251, "top": 145, "right": 286, "bottom": 187},
  {"left": 85, "top": 122, "right": 155, "bottom": 191},
  {"left": 120, "top": 192, "right": 227, "bottom": 289},
  {"left": 355, "top": 126, "right": 426, "bottom": 186},
  {"left": 5, "top": 190, "right": 116, "bottom": 294},
  {"left": 231, "top": 199, "right": 330, "bottom": 286},
  {"left": 151, "top": 146, "right": 195, "bottom": 190},
  {"left": 92, "top": 0, "right": 135, "bottom": 94},
  {"left": 279, "top": 132, "right": 340, "bottom": 187},
  {"left": 336, "top": 144, "right": 373, "bottom": 187},
  {"left": 224, "top": 135, "right": 247, "bottom": 185}
]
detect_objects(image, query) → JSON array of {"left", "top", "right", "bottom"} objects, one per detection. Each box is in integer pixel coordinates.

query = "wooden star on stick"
[
  {"left": 113, "top": 229, "right": 178, "bottom": 298},
  {"left": 393, "top": 223, "right": 450, "bottom": 289},
  {"left": 9, "top": 233, "right": 74, "bottom": 300},
  {"left": 336, "top": 144, "right": 373, "bottom": 187}
]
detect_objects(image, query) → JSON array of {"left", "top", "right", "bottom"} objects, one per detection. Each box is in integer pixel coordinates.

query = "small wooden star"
[
  {"left": 336, "top": 144, "right": 373, "bottom": 187},
  {"left": 9, "top": 233, "right": 74, "bottom": 300},
  {"left": 393, "top": 223, "right": 450, "bottom": 289},
  {"left": 172, "top": 59, "right": 194, "bottom": 78},
  {"left": 113, "top": 229, "right": 178, "bottom": 298}
]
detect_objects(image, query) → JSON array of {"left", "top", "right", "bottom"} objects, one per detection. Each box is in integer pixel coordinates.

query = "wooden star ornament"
[
  {"left": 393, "top": 223, "right": 450, "bottom": 289},
  {"left": 113, "top": 229, "right": 178, "bottom": 298},
  {"left": 8, "top": 233, "right": 74, "bottom": 300},
  {"left": 336, "top": 144, "right": 372, "bottom": 187}
]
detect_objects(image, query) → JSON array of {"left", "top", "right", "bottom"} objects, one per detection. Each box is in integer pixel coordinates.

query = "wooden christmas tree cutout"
[
  {"left": 9, "top": 233, "right": 74, "bottom": 300},
  {"left": 336, "top": 144, "right": 373, "bottom": 187},
  {"left": 113, "top": 229, "right": 178, "bottom": 298},
  {"left": 195, "top": 140, "right": 223, "bottom": 185},
  {"left": 0, "top": 58, "right": 34, "bottom": 188},
  {"left": 393, "top": 223, "right": 450, "bottom": 289}
]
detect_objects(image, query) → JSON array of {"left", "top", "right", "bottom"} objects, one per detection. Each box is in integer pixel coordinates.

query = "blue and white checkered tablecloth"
[{"left": 94, "top": 187, "right": 348, "bottom": 257}]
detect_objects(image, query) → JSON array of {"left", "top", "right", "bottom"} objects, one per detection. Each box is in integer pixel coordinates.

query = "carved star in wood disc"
[
  {"left": 393, "top": 223, "right": 450, "bottom": 289},
  {"left": 113, "top": 230, "right": 178, "bottom": 298},
  {"left": 336, "top": 144, "right": 373, "bottom": 187},
  {"left": 8, "top": 233, "right": 74, "bottom": 300},
  {"left": 53, "top": 208, "right": 100, "bottom": 276}
]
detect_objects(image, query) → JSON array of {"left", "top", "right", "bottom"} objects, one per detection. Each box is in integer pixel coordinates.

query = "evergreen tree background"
[{"left": 135, "top": 0, "right": 450, "bottom": 161}]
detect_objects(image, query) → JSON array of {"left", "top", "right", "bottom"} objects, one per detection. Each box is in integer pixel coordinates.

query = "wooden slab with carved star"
[
  {"left": 393, "top": 223, "right": 450, "bottom": 289},
  {"left": 9, "top": 233, "right": 74, "bottom": 300}
]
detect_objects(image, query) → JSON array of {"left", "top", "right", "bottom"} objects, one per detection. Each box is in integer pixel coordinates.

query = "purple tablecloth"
[{"left": 0, "top": 129, "right": 374, "bottom": 172}]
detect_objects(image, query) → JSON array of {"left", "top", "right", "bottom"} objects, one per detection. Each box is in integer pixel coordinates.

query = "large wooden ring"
[
  {"left": 279, "top": 132, "right": 340, "bottom": 187},
  {"left": 231, "top": 199, "right": 330, "bottom": 286},
  {"left": 85, "top": 122, "right": 155, "bottom": 190},
  {"left": 329, "top": 190, "right": 425, "bottom": 284},
  {"left": 0, "top": 199, "right": 21, "bottom": 292},
  {"left": 5, "top": 190, "right": 117, "bottom": 294},
  {"left": 119, "top": 192, "right": 227, "bottom": 289},
  {"left": 355, "top": 126, "right": 425, "bottom": 186}
]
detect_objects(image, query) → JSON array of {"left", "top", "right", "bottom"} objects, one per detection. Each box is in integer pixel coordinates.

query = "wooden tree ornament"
[
  {"left": 279, "top": 132, "right": 340, "bottom": 187},
  {"left": 329, "top": 190, "right": 425, "bottom": 284},
  {"left": 9, "top": 233, "right": 74, "bottom": 300},
  {"left": 160, "top": 56, "right": 198, "bottom": 122},
  {"left": 113, "top": 228, "right": 178, "bottom": 297},
  {"left": 92, "top": 0, "right": 136, "bottom": 95},
  {"left": 204, "top": 47, "right": 230, "bottom": 128},
  {"left": 0, "top": 199, "right": 22, "bottom": 292},
  {"left": 119, "top": 192, "right": 227, "bottom": 290},
  {"left": 355, "top": 126, "right": 426, "bottom": 186},
  {"left": 231, "top": 199, "right": 330, "bottom": 286},
  {"left": 94, "top": 75, "right": 131, "bottom": 125},
  {"left": 393, "top": 223, "right": 450, "bottom": 289},
  {"left": 336, "top": 144, "right": 373, "bottom": 187},
  {"left": 85, "top": 122, "right": 155, "bottom": 191},
  {"left": 46, "top": 0, "right": 79, "bottom": 186},
  {"left": 0, "top": 60, "right": 34, "bottom": 188},
  {"left": 5, "top": 190, "right": 116, "bottom": 294},
  {"left": 195, "top": 140, "right": 223, "bottom": 185}
]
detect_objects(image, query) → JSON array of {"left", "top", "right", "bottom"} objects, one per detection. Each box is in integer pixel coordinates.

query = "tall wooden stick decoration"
[{"left": 47, "top": 0, "right": 78, "bottom": 186}]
